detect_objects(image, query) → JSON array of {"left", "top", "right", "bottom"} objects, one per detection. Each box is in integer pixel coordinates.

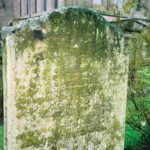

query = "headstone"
[{"left": 2, "top": 8, "right": 129, "bottom": 150}]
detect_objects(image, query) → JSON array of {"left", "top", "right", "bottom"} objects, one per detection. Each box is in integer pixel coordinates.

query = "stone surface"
[{"left": 2, "top": 8, "right": 129, "bottom": 150}]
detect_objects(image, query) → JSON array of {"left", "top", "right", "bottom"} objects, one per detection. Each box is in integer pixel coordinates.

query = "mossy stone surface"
[{"left": 3, "top": 8, "right": 128, "bottom": 150}]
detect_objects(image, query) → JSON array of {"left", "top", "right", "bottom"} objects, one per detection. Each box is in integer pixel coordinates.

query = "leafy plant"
[{"left": 126, "top": 27, "right": 150, "bottom": 150}]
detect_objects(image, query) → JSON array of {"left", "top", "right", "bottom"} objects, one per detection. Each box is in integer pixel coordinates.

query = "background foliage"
[{"left": 126, "top": 27, "right": 150, "bottom": 150}]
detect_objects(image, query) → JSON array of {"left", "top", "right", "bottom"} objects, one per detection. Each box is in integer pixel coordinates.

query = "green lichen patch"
[{"left": 16, "top": 130, "right": 47, "bottom": 148}]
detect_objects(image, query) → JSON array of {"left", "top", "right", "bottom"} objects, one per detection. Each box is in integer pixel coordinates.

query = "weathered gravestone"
[{"left": 2, "top": 8, "right": 129, "bottom": 150}]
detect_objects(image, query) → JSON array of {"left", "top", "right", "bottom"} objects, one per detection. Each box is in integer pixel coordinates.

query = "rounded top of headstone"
[{"left": 1, "top": 7, "right": 123, "bottom": 40}]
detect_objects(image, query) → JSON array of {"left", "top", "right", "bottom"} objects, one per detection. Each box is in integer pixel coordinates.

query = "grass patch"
[
  {"left": 0, "top": 125, "right": 3, "bottom": 150},
  {"left": 124, "top": 124, "right": 142, "bottom": 150}
]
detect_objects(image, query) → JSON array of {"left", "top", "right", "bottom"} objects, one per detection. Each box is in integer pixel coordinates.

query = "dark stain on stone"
[
  {"left": 51, "top": 145, "right": 57, "bottom": 150},
  {"left": 32, "top": 30, "right": 44, "bottom": 40}
]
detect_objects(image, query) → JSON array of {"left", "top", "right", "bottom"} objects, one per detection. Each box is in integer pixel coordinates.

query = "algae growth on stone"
[{"left": 3, "top": 8, "right": 128, "bottom": 150}]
